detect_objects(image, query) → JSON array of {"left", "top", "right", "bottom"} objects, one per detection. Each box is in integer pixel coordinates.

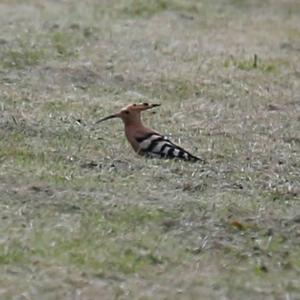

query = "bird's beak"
[{"left": 96, "top": 114, "right": 118, "bottom": 124}]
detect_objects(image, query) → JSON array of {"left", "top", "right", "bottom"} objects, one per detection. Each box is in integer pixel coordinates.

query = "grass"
[
  {"left": 223, "top": 55, "right": 279, "bottom": 72},
  {"left": 120, "top": 0, "right": 201, "bottom": 17},
  {"left": 0, "top": 206, "right": 173, "bottom": 272},
  {"left": 1, "top": 47, "right": 45, "bottom": 69},
  {"left": 51, "top": 30, "right": 81, "bottom": 58},
  {"left": 0, "top": 0, "right": 299, "bottom": 299}
]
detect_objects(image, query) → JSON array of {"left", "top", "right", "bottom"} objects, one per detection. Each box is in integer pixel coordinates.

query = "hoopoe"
[{"left": 97, "top": 103, "right": 203, "bottom": 162}]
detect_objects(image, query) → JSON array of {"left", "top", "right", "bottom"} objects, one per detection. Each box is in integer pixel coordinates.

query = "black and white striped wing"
[{"left": 135, "top": 133, "right": 202, "bottom": 161}]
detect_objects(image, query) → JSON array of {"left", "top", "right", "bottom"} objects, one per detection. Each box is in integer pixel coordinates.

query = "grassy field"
[{"left": 0, "top": 0, "right": 299, "bottom": 299}]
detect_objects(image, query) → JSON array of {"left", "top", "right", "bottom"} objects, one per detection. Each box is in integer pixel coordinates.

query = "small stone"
[{"left": 114, "top": 74, "right": 124, "bottom": 82}]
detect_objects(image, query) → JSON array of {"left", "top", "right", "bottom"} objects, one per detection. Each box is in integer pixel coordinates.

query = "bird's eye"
[
  {"left": 133, "top": 104, "right": 136, "bottom": 106},
  {"left": 143, "top": 102, "right": 149, "bottom": 106},
  {"left": 124, "top": 110, "right": 130, "bottom": 114}
]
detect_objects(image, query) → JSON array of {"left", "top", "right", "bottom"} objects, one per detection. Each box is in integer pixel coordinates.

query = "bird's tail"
[{"left": 182, "top": 150, "right": 205, "bottom": 163}]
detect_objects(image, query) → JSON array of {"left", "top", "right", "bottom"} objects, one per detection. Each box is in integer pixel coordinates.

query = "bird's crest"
[
  {"left": 96, "top": 103, "right": 160, "bottom": 123},
  {"left": 122, "top": 103, "right": 160, "bottom": 112}
]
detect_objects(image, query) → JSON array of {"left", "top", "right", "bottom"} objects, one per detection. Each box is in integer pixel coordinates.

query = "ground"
[{"left": 0, "top": 0, "right": 299, "bottom": 299}]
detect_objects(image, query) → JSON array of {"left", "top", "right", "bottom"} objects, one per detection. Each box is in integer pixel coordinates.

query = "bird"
[{"left": 96, "top": 103, "right": 204, "bottom": 162}]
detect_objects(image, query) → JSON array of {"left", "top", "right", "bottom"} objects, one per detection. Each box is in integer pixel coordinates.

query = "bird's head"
[{"left": 96, "top": 103, "right": 160, "bottom": 125}]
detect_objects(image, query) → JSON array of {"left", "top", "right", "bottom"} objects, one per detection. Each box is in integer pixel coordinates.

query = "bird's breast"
[{"left": 124, "top": 127, "right": 142, "bottom": 153}]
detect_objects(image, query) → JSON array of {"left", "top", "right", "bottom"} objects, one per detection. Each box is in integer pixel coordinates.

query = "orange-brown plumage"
[{"left": 97, "top": 103, "right": 203, "bottom": 161}]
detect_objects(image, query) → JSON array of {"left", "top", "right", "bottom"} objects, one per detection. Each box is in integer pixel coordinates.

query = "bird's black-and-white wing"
[{"left": 135, "top": 133, "right": 203, "bottom": 161}]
